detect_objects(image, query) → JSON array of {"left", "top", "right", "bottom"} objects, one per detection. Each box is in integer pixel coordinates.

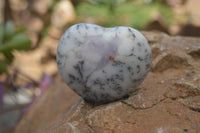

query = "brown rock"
[
  {"left": 151, "top": 52, "right": 191, "bottom": 72},
  {"left": 31, "top": 0, "right": 53, "bottom": 15},
  {"left": 51, "top": 0, "right": 75, "bottom": 28},
  {"left": 178, "top": 24, "right": 200, "bottom": 37},
  {"left": 14, "top": 75, "right": 80, "bottom": 133},
  {"left": 178, "top": 96, "right": 200, "bottom": 112},
  {"left": 145, "top": 11, "right": 169, "bottom": 34},
  {"left": 187, "top": 46, "right": 200, "bottom": 60},
  {"left": 14, "top": 32, "right": 200, "bottom": 133},
  {"left": 27, "top": 17, "right": 44, "bottom": 33},
  {"left": 48, "top": 26, "right": 63, "bottom": 39},
  {"left": 165, "top": 79, "right": 200, "bottom": 99}
]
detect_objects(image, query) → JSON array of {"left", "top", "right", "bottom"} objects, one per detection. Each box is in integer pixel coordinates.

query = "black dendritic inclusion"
[
  {"left": 68, "top": 74, "right": 81, "bottom": 85},
  {"left": 128, "top": 53, "right": 133, "bottom": 56},
  {"left": 137, "top": 42, "right": 142, "bottom": 47},
  {"left": 57, "top": 52, "right": 65, "bottom": 66},
  {"left": 88, "top": 64, "right": 126, "bottom": 102},
  {"left": 68, "top": 59, "right": 129, "bottom": 104},
  {"left": 127, "top": 47, "right": 136, "bottom": 57},
  {"left": 137, "top": 65, "right": 141, "bottom": 73},
  {"left": 138, "top": 56, "right": 143, "bottom": 61},
  {"left": 127, "top": 66, "right": 134, "bottom": 75},
  {"left": 68, "top": 60, "right": 84, "bottom": 85},
  {"left": 145, "top": 63, "right": 151, "bottom": 70},
  {"left": 57, "top": 60, "right": 62, "bottom": 65},
  {"left": 73, "top": 60, "right": 84, "bottom": 79},
  {"left": 57, "top": 51, "right": 62, "bottom": 59},
  {"left": 92, "top": 74, "right": 124, "bottom": 94},
  {"left": 84, "top": 23, "right": 88, "bottom": 29},
  {"left": 112, "top": 60, "right": 125, "bottom": 66},
  {"left": 76, "top": 24, "right": 80, "bottom": 30},
  {"left": 128, "top": 28, "right": 136, "bottom": 39}
]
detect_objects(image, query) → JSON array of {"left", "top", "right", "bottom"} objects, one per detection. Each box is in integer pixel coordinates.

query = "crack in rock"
[{"left": 121, "top": 97, "right": 167, "bottom": 110}]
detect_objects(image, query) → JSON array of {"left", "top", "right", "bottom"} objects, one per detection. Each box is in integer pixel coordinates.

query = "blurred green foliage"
[
  {"left": 75, "top": 0, "right": 173, "bottom": 29},
  {"left": 0, "top": 21, "right": 31, "bottom": 74}
]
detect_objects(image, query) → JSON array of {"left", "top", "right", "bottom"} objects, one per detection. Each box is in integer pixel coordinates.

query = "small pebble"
[{"left": 186, "top": 72, "right": 192, "bottom": 77}]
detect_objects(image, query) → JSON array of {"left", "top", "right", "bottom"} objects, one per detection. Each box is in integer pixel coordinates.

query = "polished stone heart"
[{"left": 57, "top": 23, "right": 151, "bottom": 105}]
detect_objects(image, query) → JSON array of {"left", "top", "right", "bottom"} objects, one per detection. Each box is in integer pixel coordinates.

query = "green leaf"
[
  {"left": 15, "top": 26, "right": 26, "bottom": 34},
  {"left": 5, "top": 21, "right": 15, "bottom": 40},
  {"left": 0, "top": 34, "right": 31, "bottom": 52},
  {"left": 0, "top": 24, "right": 4, "bottom": 42},
  {"left": 3, "top": 51, "right": 14, "bottom": 64},
  {"left": 0, "top": 60, "right": 7, "bottom": 74}
]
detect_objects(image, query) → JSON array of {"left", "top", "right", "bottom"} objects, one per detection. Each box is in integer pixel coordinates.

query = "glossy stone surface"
[{"left": 57, "top": 23, "right": 151, "bottom": 105}]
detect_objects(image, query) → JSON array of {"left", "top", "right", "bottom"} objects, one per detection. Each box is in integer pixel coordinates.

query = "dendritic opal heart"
[{"left": 57, "top": 23, "right": 151, "bottom": 105}]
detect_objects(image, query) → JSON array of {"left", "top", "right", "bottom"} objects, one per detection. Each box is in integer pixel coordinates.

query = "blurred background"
[{"left": 0, "top": 0, "right": 200, "bottom": 132}]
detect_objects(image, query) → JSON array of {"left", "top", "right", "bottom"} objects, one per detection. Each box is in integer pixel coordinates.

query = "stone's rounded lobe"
[{"left": 57, "top": 23, "right": 151, "bottom": 105}]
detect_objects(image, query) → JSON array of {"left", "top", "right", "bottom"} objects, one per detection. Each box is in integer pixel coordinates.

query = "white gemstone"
[{"left": 57, "top": 23, "right": 151, "bottom": 105}]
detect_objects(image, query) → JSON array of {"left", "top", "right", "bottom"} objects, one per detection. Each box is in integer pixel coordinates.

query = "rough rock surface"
[{"left": 14, "top": 32, "right": 200, "bottom": 133}]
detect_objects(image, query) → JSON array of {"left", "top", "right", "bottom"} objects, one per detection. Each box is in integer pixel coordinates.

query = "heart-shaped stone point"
[{"left": 57, "top": 23, "right": 151, "bottom": 105}]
